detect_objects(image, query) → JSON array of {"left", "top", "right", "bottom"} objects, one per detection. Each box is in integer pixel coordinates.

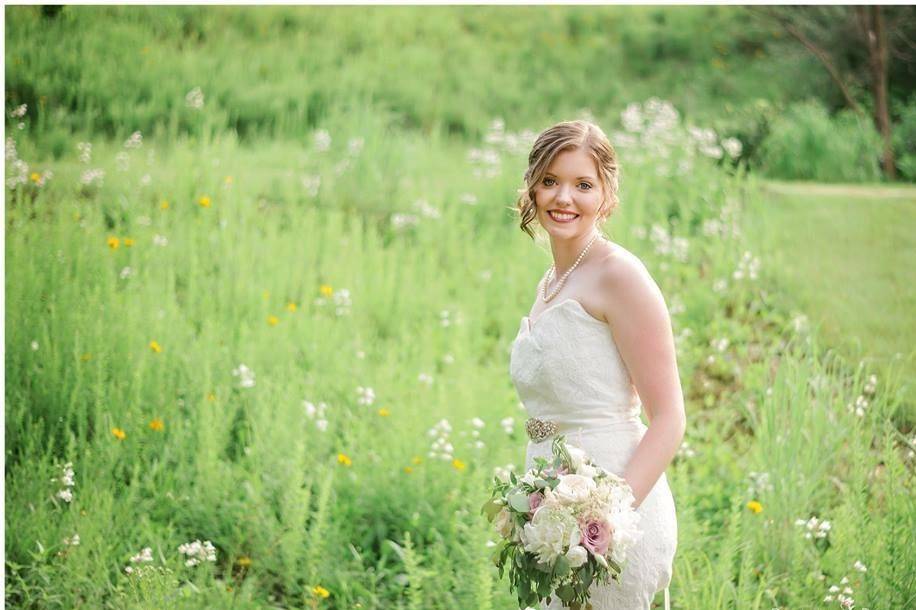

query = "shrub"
[{"left": 756, "top": 100, "right": 883, "bottom": 183}]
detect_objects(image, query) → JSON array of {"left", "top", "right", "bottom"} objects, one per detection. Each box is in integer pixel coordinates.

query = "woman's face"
[{"left": 533, "top": 147, "right": 604, "bottom": 238}]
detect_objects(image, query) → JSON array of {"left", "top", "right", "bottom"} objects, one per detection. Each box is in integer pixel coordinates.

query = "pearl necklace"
[{"left": 542, "top": 232, "right": 601, "bottom": 303}]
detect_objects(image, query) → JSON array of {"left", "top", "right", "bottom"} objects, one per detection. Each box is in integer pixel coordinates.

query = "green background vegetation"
[{"left": 5, "top": 6, "right": 915, "bottom": 609}]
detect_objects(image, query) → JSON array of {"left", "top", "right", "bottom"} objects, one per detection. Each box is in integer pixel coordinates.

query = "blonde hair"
[{"left": 515, "top": 120, "right": 620, "bottom": 239}]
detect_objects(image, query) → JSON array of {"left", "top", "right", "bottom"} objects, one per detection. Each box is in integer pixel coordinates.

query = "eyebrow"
[{"left": 544, "top": 172, "right": 596, "bottom": 181}]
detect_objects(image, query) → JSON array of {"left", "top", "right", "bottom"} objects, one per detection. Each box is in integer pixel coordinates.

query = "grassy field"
[
  {"left": 744, "top": 180, "right": 916, "bottom": 429},
  {"left": 5, "top": 6, "right": 915, "bottom": 610}
]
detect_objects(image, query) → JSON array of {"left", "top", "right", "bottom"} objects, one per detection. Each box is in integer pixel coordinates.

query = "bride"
[{"left": 510, "top": 120, "right": 684, "bottom": 610}]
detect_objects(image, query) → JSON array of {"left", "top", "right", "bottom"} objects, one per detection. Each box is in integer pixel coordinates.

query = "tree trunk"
[{"left": 859, "top": 6, "right": 897, "bottom": 179}]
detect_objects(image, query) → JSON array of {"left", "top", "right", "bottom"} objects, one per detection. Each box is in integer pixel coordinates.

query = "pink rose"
[
  {"left": 528, "top": 491, "right": 544, "bottom": 514},
  {"left": 579, "top": 517, "right": 613, "bottom": 557}
]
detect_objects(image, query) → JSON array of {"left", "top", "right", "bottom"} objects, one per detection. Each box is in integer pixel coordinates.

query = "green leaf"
[
  {"left": 508, "top": 492, "right": 532, "bottom": 513},
  {"left": 553, "top": 554, "right": 571, "bottom": 579},
  {"left": 556, "top": 584, "right": 575, "bottom": 603},
  {"left": 481, "top": 498, "right": 503, "bottom": 521}
]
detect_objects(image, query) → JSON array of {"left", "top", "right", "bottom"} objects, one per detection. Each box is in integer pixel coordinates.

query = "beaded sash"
[{"left": 525, "top": 417, "right": 560, "bottom": 443}]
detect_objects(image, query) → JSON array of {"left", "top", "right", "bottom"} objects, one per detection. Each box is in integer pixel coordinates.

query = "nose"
[{"left": 555, "top": 183, "right": 573, "bottom": 207}]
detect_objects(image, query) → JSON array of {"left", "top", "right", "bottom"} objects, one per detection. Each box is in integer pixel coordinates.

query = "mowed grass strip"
[{"left": 745, "top": 179, "right": 916, "bottom": 427}]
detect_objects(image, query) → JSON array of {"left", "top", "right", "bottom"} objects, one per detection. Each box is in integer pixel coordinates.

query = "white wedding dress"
[{"left": 510, "top": 298, "right": 678, "bottom": 610}]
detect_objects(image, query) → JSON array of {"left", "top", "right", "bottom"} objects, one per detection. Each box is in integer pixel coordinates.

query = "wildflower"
[
  {"left": 11, "top": 103, "right": 27, "bottom": 118},
  {"left": 56, "top": 489, "right": 73, "bottom": 503},
  {"left": 267, "top": 315, "right": 279, "bottom": 326},
  {"left": 224, "top": 175, "right": 233, "bottom": 185},
  {"left": 378, "top": 408, "right": 390, "bottom": 417},
  {"left": 853, "top": 560, "right": 867, "bottom": 573},
  {"left": 795, "top": 515, "right": 831, "bottom": 539},
  {"left": 160, "top": 200, "right": 169, "bottom": 210},
  {"left": 286, "top": 302, "right": 297, "bottom": 312},
  {"left": 129, "top": 547, "right": 153, "bottom": 564},
  {"left": 356, "top": 386, "right": 375, "bottom": 406},
  {"left": 319, "top": 284, "right": 333, "bottom": 297},
  {"left": 500, "top": 417, "right": 514, "bottom": 434},
  {"left": 452, "top": 458, "right": 466, "bottom": 471},
  {"left": 311, "top": 585, "right": 330, "bottom": 598},
  {"left": 443, "top": 353, "right": 455, "bottom": 365},
  {"left": 152, "top": 234, "right": 168, "bottom": 247},
  {"left": 460, "top": 192, "right": 478, "bottom": 206},
  {"left": 403, "top": 466, "right": 413, "bottom": 474},
  {"left": 185, "top": 87, "right": 204, "bottom": 110},
  {"left": 418, "top": 373, "right": 434, "bottom": 386},
  {"left": 112, "top": 427, "right": 127, "bottom": 441},
  {"left": 81, "top": 353, "right": 92, "bottom": 361},
  {"left": 206, "top": 392, "right": 216, "bottom": 401},
  {"left": 348, "top": 137, "right": 364, "bottom": 156},
  {"left": 80, "top": 168, "right": 105, "bottom": 187},
  {"left": 391, "top": 213, "right": 419, "bottom": 231},
  {"left": 470, "top": 417, "right": 485, "bottom": 429},
  {"left": 676, "top": 440, "right": 697, "bottom": 459},
  {"left": 313, "top": 129, "right": 331, "bottom": 152},
  {"left": 301, "top": 174, "right": 321, "bottom": 197},
  {"left": 178, "top": 539, "right": 216, "bottom": 567},
  {"left": 231, "top": 364, "right": 256, "bottom": 388},
  {"left": 62, "top": 533, "right": 80, "bottom": 546},
  {"left": 440, "top": 310, "right": 451, "bottom": 327},
  {"left": 30, "top": 172, "right": 40, "bottom": 183},
  {"left": 722, "top": 137, "right": 742, "bottom": 159},
  {"left": 124, "top": 131, "right": 142, "bottom": 149},
  {"left": 119, "top": 266, "right": 133, "bottom": 280},
  {"left": 746, "top": 500, "right": 763, "bottom": 514},
  {"left": 115, "top": 152, "right": 130, "bottom": 171},
  {"left": 198, "top": 195, "right": 211, "bottom": 208},
  {"left": 412, "top": 456, "right": 423, "bottom": 465},
  {"left": 333, "top": 289, "right": 352, "bottom": 316},
  {"left": 236, "top": 555, "right": 252, "bottom": 567},
  {"left": 107, "top": 236, "right": 120, "bottom": 250},
  {"left": 77, "top": 142, "right": 91, "bottom": 164},
  {"left": 30, "top": 340, "right": 39, "bottom": 351},
  {"left": 123, "top": 238, "right": 135, "bottom": 247},
  {"left": 148, "top": 418, "right": 164, "bottom": 432},
  {"left": 337, "top": 453, "right": 352, "bottom": 467},
  {"left": 149, "top": 340, "right": 162, "bottom": 353}
]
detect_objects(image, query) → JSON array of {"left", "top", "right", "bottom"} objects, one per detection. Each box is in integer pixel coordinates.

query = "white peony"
[
  {"left": 554, "top": 474, "right": 597, "bottom": 505},
  {"left": 565, "top": 544, "right": 588, "bottom": 568},
  {"left": 521, "top": 506, "right": 581, "bottom": 564}
]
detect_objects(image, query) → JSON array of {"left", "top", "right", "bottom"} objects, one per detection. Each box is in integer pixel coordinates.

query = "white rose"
[
  {"left": 520, "top": 471, "right": 538, "bottom": 486},
  {"left": 566, "top": 445, "right": 587, "bottom": 470},
  {"left": 554, "top": 474, "right": 597, "bottom": 505},
  {"left": 520, "top": 506, "right": 581, "bottom": 564},
  {"left": 565, "top": 544, "right": 588, "bottom": 568},
  {"left": 493, "top": 507, "right": 514, "bottom": 539}
]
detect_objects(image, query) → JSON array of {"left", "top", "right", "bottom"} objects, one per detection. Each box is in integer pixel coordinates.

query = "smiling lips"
[{"left": 547, "top": 210, "right": 579, "bottom": 223}]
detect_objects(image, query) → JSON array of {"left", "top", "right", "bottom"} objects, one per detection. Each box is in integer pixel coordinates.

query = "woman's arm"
[{"left": 600, "top": 252, "right": 686, "bottom": 509}]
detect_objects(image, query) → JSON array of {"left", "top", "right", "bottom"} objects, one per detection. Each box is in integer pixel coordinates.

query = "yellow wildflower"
[
  {"left": 452, "top": 458, "right": 466, "bottom": 471},
  {"left": 148, "top": 418, "right": 165, "bottom": 432},
  {"left": 198, "top": 195, "right": 211, "bottom": 208},
  {"left": 123, "top": 237, "right": 135, "bottom": 247},
  {"left": 206, "top": 392, "right": 216, "bottom": 402},
  {"left": 160, "top": 200, "right": 170, "bottom": 210},
  {"left": 224, "top": 175, "right": 233, "bottom": 185},
  {"left": 746, "top": 500, "right": 763, "bottom": 514},
  {"left": 411, "top": 455, "right": 422, "bottom": 465},
  {"left": 107, "top": 236, "right": 120, "bottom": 250},
  {"left": 377, "top": 408, "right": 390, "bottom": 417},
  {"left": 319, "top": 284, "right": 333, "bottom": 297},
  {"left": 403, "top": 466, "right": 413, "bottom": 474},
  {"left": 311, "top": 585, "right": 330, "bottom": 598},
  {"left": 236, "top": 555, "right": 252, "bottom": 567},
  {"left": 30, "top": 172, "right": 40, "bottom": 183},
  {"left": 111, "top": 427, "right": 126, "bottom": 441},
  {"left": 149, "top": 340, "right": 162, "bottom": 353},
  {"left": 337, "top": 453, "right": 352, "bottom": 467},
  {"left": 267, "top": 315, "right": 279, "bottom": 326},
  {"left": 286, "top": 302, "right": 297, "bottom": 313},
  {"left": 80, "top": 353, "right": 92, "bottom": 362}
]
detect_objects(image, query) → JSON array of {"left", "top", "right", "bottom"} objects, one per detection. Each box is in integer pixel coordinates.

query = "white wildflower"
[
  {"left": 231, "top": 364, "right": 256, "bottom": 388},
  {"left": 124, "top": 131, "right": 142, "bottom": 149},
  {"left": 178, "top": 539, "right": 216, "bottom": 567},
  {"left": 185, "top": 87, "right": 204, "bottom": 110},
  {"left": 356, "top": 386, "right": 375, "bottom": 406},
  {"left": 313, "top": 129, "right": 331, "bottom": 152}
]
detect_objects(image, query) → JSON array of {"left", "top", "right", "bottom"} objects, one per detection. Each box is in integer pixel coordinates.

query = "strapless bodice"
[{"left": 509, "top": 298, "right": 644, "bottom": 437}]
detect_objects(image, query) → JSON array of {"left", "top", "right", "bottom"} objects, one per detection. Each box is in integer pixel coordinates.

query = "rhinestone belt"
[{"left": 525, "top": 417, "right": 560, "bottom": 443}]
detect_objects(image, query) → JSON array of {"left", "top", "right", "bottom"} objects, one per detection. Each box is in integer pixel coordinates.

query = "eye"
[
  {"left": 579, "top": 182, "right": 592, "bottom": 190},
  {"left": 542, "top": 177, "right": 555, "bottom": 186}
]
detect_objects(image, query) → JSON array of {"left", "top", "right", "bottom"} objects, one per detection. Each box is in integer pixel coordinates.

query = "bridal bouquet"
[{"left": 481, "top": 436, "right": 642, "bottom": 610}]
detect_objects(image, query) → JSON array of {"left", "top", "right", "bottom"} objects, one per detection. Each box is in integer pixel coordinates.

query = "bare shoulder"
[{"left": 595, "top": 242, "right": 667, "bottom": 324}]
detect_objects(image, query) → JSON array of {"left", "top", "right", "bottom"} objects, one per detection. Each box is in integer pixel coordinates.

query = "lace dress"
[{"left": 510, "top": 298, "right": 678, "bottom": 610}]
